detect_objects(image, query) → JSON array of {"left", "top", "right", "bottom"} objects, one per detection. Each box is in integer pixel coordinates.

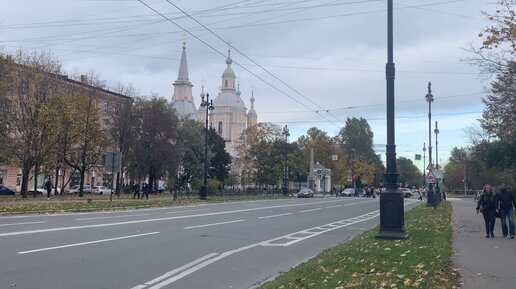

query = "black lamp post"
[
  {"left": 425, "top": 82, "right": 435, "bottom": 207},
  {"left": 423, "top": 143, "right": 426, "bottom": 186},
  {"left": 282, "top": 125, "right": 290, "bottom": 195},
  {"left": 200, "top": 92, "right": 214, "bottom": 200},
  {"left": 376, "top": 0, "right": 407, "bottom": 240},
  {"left": 434, "top": 121, "right": 441, "bottom": 203}
]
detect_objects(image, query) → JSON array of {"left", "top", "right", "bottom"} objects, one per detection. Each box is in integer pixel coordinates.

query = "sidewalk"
[{"left": 451, "top": 198, "right": 516, "bottom": 289}]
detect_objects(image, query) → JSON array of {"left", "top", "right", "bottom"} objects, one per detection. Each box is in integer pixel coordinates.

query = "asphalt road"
[{"left": 0, "top": 196, "right": 420, "bottom": 289}]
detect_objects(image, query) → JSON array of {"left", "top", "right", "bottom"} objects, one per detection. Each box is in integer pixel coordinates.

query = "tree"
[
  {"left": 110, "top": 83, "right": 136, "bottom": 195},
  {"left": 235, "top": 123, "right": 282, "bottom": 187},
  {"left": 0, "top": 51, "right": 64, "bottom": 198},
  {"left": 338, "top": 117, "right": 376, "bottom": 159},
  {"left": 396, "top": 157, "right": 421, "bottom": 187},
  {"left": 63, "top": 73, "right": 110, "bottom": 197},
  {"left": 128, "top": 96, "right": 178, "bottom": 192},
  {"left": 208, "top": 128, "right": 231, "bottom": 182},
  {"left": 175, "top": 119, "right": 204, "bottom": 191}
]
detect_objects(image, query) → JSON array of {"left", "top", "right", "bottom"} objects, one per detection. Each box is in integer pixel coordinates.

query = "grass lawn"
[
  {"left": 259, "top": 202, "right": 459, "bottom": 289},
  {"left": 0, "top": 193, "right": 288, "bottom": 214}
]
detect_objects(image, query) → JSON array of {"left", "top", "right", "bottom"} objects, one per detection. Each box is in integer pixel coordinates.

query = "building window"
[
  {"left": 103, "top": 102, "right": 108, "bottom": 113},
  {"left": 225, "top": 80, "right": 228, "bottom": 87},
  {"left": 218, "top": 121, "right": 223, "bottom": 135}
]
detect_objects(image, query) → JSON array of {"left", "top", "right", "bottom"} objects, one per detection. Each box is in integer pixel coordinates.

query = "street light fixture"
[
  {"left": 425, "top": 82, "right": 435, "bottom": 207},
  {"left": 282, "top": 125, "right": 290, "bottom": 195},
  {"left": 200, "top": 92, "right": 214, "bottom": 200},
  {"left": 376, "top": 0, "right": 407, "bottom": 240}
]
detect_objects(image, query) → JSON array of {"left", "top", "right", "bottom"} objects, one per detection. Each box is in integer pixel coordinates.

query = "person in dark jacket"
[
  {"left": 496, "top": 181, "right": 515, "bottom": 238},
  {"left": 44, "top": 178, "right": 52, "bottom": 200},
  {"left": 476, "top": 184, "right": 497, "bottom": 238}
]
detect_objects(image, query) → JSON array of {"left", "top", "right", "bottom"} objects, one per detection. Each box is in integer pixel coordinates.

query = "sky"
[{"left": 0, "top": 0, "right": 495, "bottom": 173}]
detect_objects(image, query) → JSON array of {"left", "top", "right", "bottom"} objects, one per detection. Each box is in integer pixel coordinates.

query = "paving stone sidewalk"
[{"left": 450, "top": 198, "right": 516, "bottom": 289}]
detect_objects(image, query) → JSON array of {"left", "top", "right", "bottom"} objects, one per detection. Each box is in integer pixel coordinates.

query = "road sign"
[
  {"left": 426, "top": 163, "right": 434, "bottom": 171},
  {"left": 426, "top": 172, "right": 436, "bottom": 184}
]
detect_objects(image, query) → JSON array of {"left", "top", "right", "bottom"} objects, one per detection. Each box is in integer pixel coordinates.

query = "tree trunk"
[
  {"left": 54, "top": 165, "right": 60, "bottom": 197},
  {"left": 21, "top": 163, "right": 31, "bottom": 198},
  {"left": 33, "top": 163, "right": 39, "bottom": 198},
  {"left": 79, "top": 169, "right": 85, "bottom": 198}
]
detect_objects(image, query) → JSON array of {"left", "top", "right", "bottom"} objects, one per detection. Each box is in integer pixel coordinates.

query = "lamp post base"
[
  {"left": 426, "top": 184, "right": 435, "bottom": 207},
  {"left": 200, "top": 185, "right": 208, "bottom": 200},
  {"left": 376, "top": 192, "right": 408, "bottom": 240}
]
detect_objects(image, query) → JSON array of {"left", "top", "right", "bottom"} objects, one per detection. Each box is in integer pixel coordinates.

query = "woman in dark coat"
[{"left": 476, "top": 184, "right": 497, "bottom": 238}]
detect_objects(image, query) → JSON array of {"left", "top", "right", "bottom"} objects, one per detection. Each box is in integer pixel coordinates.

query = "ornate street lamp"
[
  {"left": 425, "top": 82, "right": 435, "bottom": 207},
  {"left": 376, "top": 0, "right": 407, "bottom": 240},
  {"left": 434, "top": 121, "right": 441, "bottom": 202},
  {"left": 200, "top": 92, "right": 214, "bottom": 200},
  {"left": 423, "top": 143, "right": 426, "bottom": 186},
  {"left": 282, "top": 125, "right": 290, "bottom": 195}
]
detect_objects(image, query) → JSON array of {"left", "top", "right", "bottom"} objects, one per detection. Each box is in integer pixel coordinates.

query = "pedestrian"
[
  {"left": 476, "top": 184, "right": 497, "bottom": 238},
  {"left": 44, "top": 178, "right": 52, "bottom": 200},
  {"left": 142, "top": 183, "right": 149, "bottom": 200},
  {"left": 132, "top": 183, "right": 140, "bottom": 199},
  {"left": 418, "top": 188, "right": 423, "bottom": 201},
  {"left": 496, "top": 181, "right": 515, "bottom": 239},
  {"left": 158, "top": 182, "right": 165, "bottom": 195}
]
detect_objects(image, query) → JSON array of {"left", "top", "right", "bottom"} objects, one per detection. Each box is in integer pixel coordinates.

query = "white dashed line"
[
  {"left": 299, "top": 208, "right": 321, "bottom": 213},
  {"left": 183, "top": 219, "right": 246, "bottom": 230},
  {"left": 258, "top": 213, "right": 293, "bottom": 219},
  {"left": 17, "top": 232, "right": 160, "bottom": 254},
  {"left": 0, "top": 221, "right": 47, "bottom": 227},
  {"left": 76, "top": 214, "right": 150, "bottom": 221}
]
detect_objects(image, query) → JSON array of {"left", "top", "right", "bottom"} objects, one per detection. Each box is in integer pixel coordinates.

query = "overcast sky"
[{"left": 0, "top": 0, "right": 495, "bottom": 173}]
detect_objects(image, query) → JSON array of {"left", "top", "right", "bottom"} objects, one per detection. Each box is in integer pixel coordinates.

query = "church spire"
[{"left": 177, "top": 40, "right": 189, "bottom": 82}]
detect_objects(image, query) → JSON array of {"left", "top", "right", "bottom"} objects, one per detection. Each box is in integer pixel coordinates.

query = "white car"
[
  {"left": 93, "top": 186, "right": 112, "bottom": 195},
  {"left": 340, "top": 188, "right": 357, "bottom": 197},
  {"left": 28, "top": 185, "right": 60, "bottom": 195},
  {"left": 68, "top": 185, "right": 93, "bottom": 194}
]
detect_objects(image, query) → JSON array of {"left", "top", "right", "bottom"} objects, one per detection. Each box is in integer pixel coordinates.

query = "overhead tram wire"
[
  {"left": 160, "top": 0, "right": 347, "bottom": 127},
  {"left": 137, "top": 0, "right": 341, "bottom": 129}
]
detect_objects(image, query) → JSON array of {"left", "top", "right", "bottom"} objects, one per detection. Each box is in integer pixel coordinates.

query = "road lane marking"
[
  {"left": 146, "top": 244, "right": 260, "bottom": 289},
  {"left": 17, "top": 232, "right": 160, "bottom": 255},
  {"left": 0, "top": 221, "right": 47, "bottom": 227},
  {"left": 344, "top": 203, "right": 356, "bottom": 206},
  {"left": 165, "top": 208, "right": 209, "bottom": 214},
  {"left": 299, "top": 208, "right": 321, "bottom": 213},
  {"left": 133, "top": 200, "right": 419, "bottom": 288},
  {"left": 184, "top": 219, "right": 246, "bottom": 230},
  {"left": 326, "top": 205, "right": 342, "bottom": 208},
  {"left": 76, "top": 214, "right": 150, "bottom": 221},
  {"left": 0, "top": 199, "right": 359, "bottom": 237},
  {"left": 130, "top": 253, "right": 219, "bottom": 289},
  {"left": 258, "top": 212, "right": 293, "bottom": 219}
]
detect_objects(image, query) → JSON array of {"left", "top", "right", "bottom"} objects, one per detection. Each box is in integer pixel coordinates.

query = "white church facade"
[{"left": 170, "top": 42, "right": 257, "bottom": 156}]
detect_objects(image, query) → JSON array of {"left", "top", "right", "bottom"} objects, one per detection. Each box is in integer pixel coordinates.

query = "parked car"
[
  {"left": 340, "top": 188, "right": 357, "bottom": 197},
  {"left": 398, "top": 188, "right": 413, "bottom": 198},
  {"left": 0, "top": 185, "right": 15, "bottom": 195},
  {"left": 297, "top": 187, "right": 314, "bottom": 198},
  {"left": 28, "top": 185, "right": 60, "bottom": 195},
  {"left": 68, "top": 185, "right": 93, "bottom": 194},
  {"left": 93, "top": 186, "right": 112, "bottom": 195}
]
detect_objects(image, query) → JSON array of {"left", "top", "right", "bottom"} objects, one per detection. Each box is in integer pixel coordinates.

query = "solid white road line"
[
  {"left": 76, "top": 214, "right": 150, "bottom": 221},
  {"left": 165, "top": 208, "right": 210, "bottom": 214},
  {"left": 17, "top": 232, "right": 160, "bottom": 255},
  {"left": 130, "top": 253, "right": 219, "bottom": 289},
  {"left": 0, "top": 199, "right": 357, "bottom": 237},
  {"left": 299, "top": 208, "right": 322, "bottom": 213},
  {"left": 258, "top": 212, "right": 293, "bottom": 219},
  {"left": 325, "top": 205, "right": 342, "bottom": 208},
  {"left": 184, "top": 219, "right": 246, "bottom": 230},
  {"left": 0, "top": 221, "right": 47, "bottom": 227}
]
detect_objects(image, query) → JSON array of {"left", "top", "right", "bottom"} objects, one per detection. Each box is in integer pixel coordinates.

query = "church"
[{"left": 171, "top": 42, "right": 257, "bottom": 157}]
